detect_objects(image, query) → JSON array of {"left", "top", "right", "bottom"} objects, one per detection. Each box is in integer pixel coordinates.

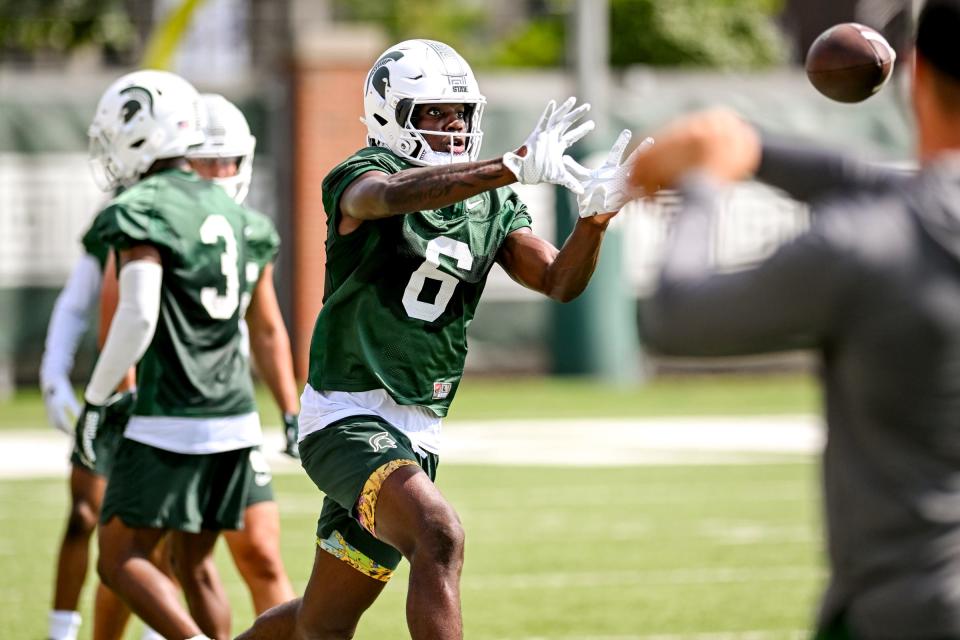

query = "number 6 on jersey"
[{"left": 402, "top": 237, "right": 473, "bottom": 322}]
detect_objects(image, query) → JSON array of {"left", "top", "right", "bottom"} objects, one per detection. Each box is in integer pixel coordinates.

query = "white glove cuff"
[
  {"left": 84, "top": 260, "right": 162, "bottom": 405},
  {"left": 502, "top": 151, "right": 525, "bottom": 182}
]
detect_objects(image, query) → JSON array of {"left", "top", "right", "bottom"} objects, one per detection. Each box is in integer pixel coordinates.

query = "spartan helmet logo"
[
  {"left": 367, "top": 50, "right": 405, "bottom": 100},
  {"left": 368, "top": 432, "right": 398, "bottom": 452},
  {"left": 118, "top": 86, "right": 154, "bottom": 124}
]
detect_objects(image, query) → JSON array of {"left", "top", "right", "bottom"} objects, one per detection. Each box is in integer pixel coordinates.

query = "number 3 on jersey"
[
  {"left": 402, "top": 237, "right": 473, "bottom": 322},
  {"left": 199, "top": 214, "right": 241, "bottom": 320}
]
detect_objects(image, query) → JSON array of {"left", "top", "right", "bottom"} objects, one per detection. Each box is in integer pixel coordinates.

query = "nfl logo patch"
[{"left": 433, "top": 381, "right": 452, "bottom": 400}]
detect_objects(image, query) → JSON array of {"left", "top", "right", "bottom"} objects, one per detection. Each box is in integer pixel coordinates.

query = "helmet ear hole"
[
  {"left": 130, "top": 139, "right": 146, "bottom": 148},
  {"left": 463, "top": 104, "right": 476, "bottom": 132},
  {"left": 396, "top": 99, "right": 414, "bottom": 127},
  {"left": 373, "top": 114, "right": 388, "bottom": 127}
]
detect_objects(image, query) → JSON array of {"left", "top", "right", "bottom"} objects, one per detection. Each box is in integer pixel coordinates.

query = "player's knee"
[
  {"left": 174, "top": 557, "right": 215, "bottom": 589},
  {"left": 416, "top": 505, "right": 465, "bottom": 568},
  {"left": 96, "top": 552, "right": 119, "bottom": 589},
  {"left": 65, "top": 500, "right": 98, "bottom": 540},
  {"left": 236, "top": 543, "right": 284, "bottom": 582}
]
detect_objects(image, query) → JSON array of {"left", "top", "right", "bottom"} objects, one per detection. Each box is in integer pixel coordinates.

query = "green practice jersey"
[
  {"left": 98, "top": 169, "right": 265, "bottom": 419},
  {"left": 240, "top": 208, "right": 281, "bottom": 310},
  {"left": 82, "top": 189, "right": 132, "bottom": 271},
  {"left": 81, "top": 216, "right": 110, "bottom": 271},
  {"left": 309, "top": 147, "right": 532, "bottom": 416}
]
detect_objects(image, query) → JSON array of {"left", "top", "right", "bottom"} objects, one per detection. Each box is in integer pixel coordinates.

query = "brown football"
[{"left": 805, "top": 23, "right": 896, "bottom": 103}]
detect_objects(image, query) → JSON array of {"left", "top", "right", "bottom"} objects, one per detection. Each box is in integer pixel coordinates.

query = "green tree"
[
  {"left": 609, "top": 0, "right": 786, "bottom": 68},
  {"left": 331, "top": 0, "right": 487, "bottom": 57},
  {"left": 495, "top": 0, "right": 787, "bottom": 69},
  {"left": 0, "top": 0, "right": 135, "bottom": 59}
]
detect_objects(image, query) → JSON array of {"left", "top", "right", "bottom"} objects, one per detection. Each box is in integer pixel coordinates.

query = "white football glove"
[
  {"left": 502, "top": 97, "right": 595, "bottom": 194},
  {"left": 565, "top": 131, "right": 655, "bottom": 218},
  {"left": 42, "top": 377, "right": 80, "bottom": 435}
]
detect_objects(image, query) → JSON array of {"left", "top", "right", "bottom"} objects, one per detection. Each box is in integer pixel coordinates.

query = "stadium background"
[{"left": 0, "top": 0, "right": 918, "bottom": 638}]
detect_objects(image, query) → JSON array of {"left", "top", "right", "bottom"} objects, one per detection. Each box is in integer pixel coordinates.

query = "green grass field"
[
  {"left": 0, "top": 374, "right": 825, "bottom": 639},
  {"left": 0, "top": 464, "right": 823, "bottom": 639}
]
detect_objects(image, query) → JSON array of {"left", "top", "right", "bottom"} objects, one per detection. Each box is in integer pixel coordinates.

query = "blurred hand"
[
  {"left": 503, "top": 97, "right": 595, "bottom": 194},
  {"left": 282, "top": 413, "right": 300, "bottom": 459},
  {"left": 75, "top": 401, "right": 105, "bottom": 467},
  {"left": 565, "top": 130, "right": 655, "bottom": 218},
  {"left": 627, "top": 108, "right": 761, "bottom": 193},
  {"left": 42, "top": 377, "right": 80, "bottom": 435}
]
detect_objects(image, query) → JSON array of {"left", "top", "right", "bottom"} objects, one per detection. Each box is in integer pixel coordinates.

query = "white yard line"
[
  {"left": 441, "top": 416, "right": 822, "bottom": 466},
  {"left": 0, "top": 415, "right": 823, "bottom": 479}
]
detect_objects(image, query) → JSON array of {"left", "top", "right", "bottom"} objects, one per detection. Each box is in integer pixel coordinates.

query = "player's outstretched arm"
[
  {"left": 341, "top": 157, "right": 516, "bottom": 224},
  {"left": 40, "top": 254, "right": 103, "bottom": 434},
  {"left": 340, "top": 97, "right": 594, "bottom": 230},
  {"left": 244, "top": 262, "right": 300, "bottom": 456},
  {"left": 496, "top": 215, "right": 612, "bottom": 304}
]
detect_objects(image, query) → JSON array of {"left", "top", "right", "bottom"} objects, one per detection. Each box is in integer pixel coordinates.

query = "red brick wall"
[{"left": 290, "top": 60, "right": 370, "bottom": 379}]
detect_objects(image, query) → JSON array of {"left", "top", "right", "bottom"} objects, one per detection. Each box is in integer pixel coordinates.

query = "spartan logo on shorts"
[
  {"left": 369, "top": 432, "right": 397, "bottom": 452},
  {"left": 249, "top": 449, "right": 273, "bottom": 487},
  {"left": 433, "top": 381, "right": 452, "bottom": 400}
]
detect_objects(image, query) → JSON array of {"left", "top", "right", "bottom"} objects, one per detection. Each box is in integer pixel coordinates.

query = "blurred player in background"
[
  {"left": 77, "top": 68, "right": 274, "bottom": 640},
  {"left": 41, "top": 204, "right": 140, "bottom": 640},
  {"left": 628, "top": 1, "right": 960, "bottom": 637},
  {"left": 185, "top": 92, "right": 298, "bottom": 615},
  {"left": 42, "top": 89, "right": 300, "bottom": 640},
  {"left": 238, "top": 38, "right": 638, "bottom": 640}
]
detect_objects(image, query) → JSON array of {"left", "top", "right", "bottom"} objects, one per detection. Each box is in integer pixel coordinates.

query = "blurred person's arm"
[
  {"left": 629, "top": 109, "right": 857, "bottom": 355},
  {"left": 639, "top": 173, "right": 853, "bottom": 356},
  {"left": 245, "top": 262, "right": 300, "bottom": 456},
  {"left": 756, "top": 136, "right": 911, "bottom": 202},
  {"left": 98, "top": 252, "right": 137, "bottom": 392},
  {"left": 39, "top": 254, "right": 102, "bottom": 433},
  {"left": 84, "top": 247, "right": 160, "bottom": 405}
]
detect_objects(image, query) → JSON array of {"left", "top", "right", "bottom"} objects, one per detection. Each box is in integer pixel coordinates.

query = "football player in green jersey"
[
  {"left": 238, "top": 39, "right": 642, "bottom": 640},
  {"left": 45, "top": 95, "right": 301, "bottom": 637},
  {"left": 185, "top": 93, "right": 298, "bottom": 614},
  {"left": 41, "top": 223, "right": 139, "bottom": 640},
  {"left": 77, "top": 69, "right": 272, "bottom": 640}
]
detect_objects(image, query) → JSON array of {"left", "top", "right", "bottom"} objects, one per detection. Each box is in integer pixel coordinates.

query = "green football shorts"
[
  {"left": 100, "top": 439, "right": 254, "bottom": 533},
  {"left": 299, "top": 415, "right": 438, "bottom": 582},
  {"left": 70, "top": 391, "right": 135, "bottom": 477}
]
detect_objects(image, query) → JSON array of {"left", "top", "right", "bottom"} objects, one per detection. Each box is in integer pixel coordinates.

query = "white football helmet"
[
  {"left": 87, "top": 70, "right": 205, "bottom": 191},
  {"left": 187, "top": 94, "right": 257, "bottom": 204},
  {"left": 363, "top": 39, "right": 486, "bottom": 166}
]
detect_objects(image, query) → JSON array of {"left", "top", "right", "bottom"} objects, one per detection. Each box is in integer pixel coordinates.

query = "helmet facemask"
[
  {"left": 393, "top": 98, "right": 485, "bottom": 166},
  {"left": 187, "top": 93, "right": 257, "bottom": 204},
  {"left": 88, "top": 130, "right": 127, "bottom": 191}
]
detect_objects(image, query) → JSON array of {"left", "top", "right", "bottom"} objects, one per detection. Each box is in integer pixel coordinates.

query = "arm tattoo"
[{"left": 384, "top": 158, "right": 513, "bottom": 213}]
